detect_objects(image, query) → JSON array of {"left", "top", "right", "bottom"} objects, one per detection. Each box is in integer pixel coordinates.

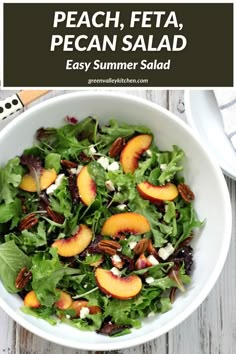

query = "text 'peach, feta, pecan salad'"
[{"left": 0, "top": 117, "right": 202, "bottom": 336}]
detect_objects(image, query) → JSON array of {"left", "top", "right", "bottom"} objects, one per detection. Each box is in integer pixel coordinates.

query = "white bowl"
[
  {"left": 184, "top": 90, "right": 236, "bottom": 180},
  {"left": 0, "top": 92, "right": 232, "bottom": 351}
]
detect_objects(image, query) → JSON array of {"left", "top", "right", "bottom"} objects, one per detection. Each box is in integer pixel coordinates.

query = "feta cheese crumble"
[
  {"left": 97, "top": 157, "right": 110, "bottom": 170},
  {"left": 80, "top": 307, "right": 90, "bottom": 319},
  {"left": 145, "top": 276, "right": 155, "bottom": 284},
  {"left": 148, "top": 311, "right": 155, "bottom": 318},
  {"left": 128, "top": 241, "right": 137, "bottom": 250},
  {"left": 89, "top": 146, "right": 97, "bottom": 155},
  {"left": 146, "top": 149, "right": 152, "bottom": 157},
  {"left": 158, "top": 243, "right": 175, "bottom": 260},
  {"left": 111, "top": 254, "right": 122, "bottom": 263},
  {"left": 70, "top": 168, "right": 77, "bottom": 174},
  {"left": 160, "top": 163, "right": 167, "bottom": 171},
  {"left": 70, "top": 165, "right": 83, "bottom": 175},
  {"left": 105, "top": 180, "right": 115, "bottom": 191},
  {"left": 107, "top": 161, "right": 120, "bottom": 171},
  {"left": 110, "top": 267, "right": 121, "bottom": 277},
  {"left": 147, "top": 255, "right": 159, "bottom": 265},
  {"left": 46, "top": 173, "right": 65, "bottom": 195},
  {"left": 117, "top": 204, "right": 127, "bottom": 211}
]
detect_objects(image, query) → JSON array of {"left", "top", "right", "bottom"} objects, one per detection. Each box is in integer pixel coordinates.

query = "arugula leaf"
[
  {"left": 62, "top": 313, "right": 102, "bottom": 331},
  {"left": 31, "top": 248, "right": 81, "bottom": 306},
  {"left": 120, "top": 235, "right": 141, "bottom": 258},
  {"left": 0, "top": 198, "right": 22, "bottom": 228},
  {"left": 103, "top": 298, "right": 141, "bottom": 328},
  {"left": 21, "top": 306, "right": 57, "bottom": 325},
  {"left": 129, "top": 196, "right": 167, "bottom": 247},
  {"left": 49, "top": 178, "right": 72, "bottom": 218},
  {"left": 81, "top": 254, "right": 103, "bottom": 266},
  {"left": 160, "top": 298, "right": 172, "bottom": 313},
  {"left": 45, "top": 153, "right": 61, "bottom": 173},
  {"left": 0, "top": 240, "right": 31, "bottom": 292},
  {"left": 107, "top": 169, "right": 136, "bottom": 203},
  {"left": 88, "top": 161, "right": 106, "bottom": 188},
  {"left": 5, "top": 221, "right": 47, "bottom": 253},
  {"left": 98, "top": 119, "right": 152, "bottom": 152},
  {"left": 175, "top": 201, "right": 203, "bottom": 247},
  {"left": 163, "top": 201, "right": 177, "bottom": 239},
  {"left": 132, "top": 262, "right": 174, "bottom": 276},
  {"left": 134, "top": 154, "right": 157, "bottom": 183},
  {"left": 75, "top": 117, "right": 98, "bottom": 143},
  {"left": 0, "top": 157, "right": 23, "bottom": 204},
  {"left": 148, "top": 167, "right": 161, "bottom": 185},
  {"left": 158, "top": 145, "right": 184, "bottom": 185},
  {"left": 36, "top": 118, "right": 97, "bottom": 159}
]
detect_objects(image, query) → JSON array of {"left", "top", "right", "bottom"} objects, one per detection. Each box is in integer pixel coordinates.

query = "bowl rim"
[
  {"left": 184, "top": 89, "right": 236, "bottom": 180},
  {"left": 0, "top": 91, "right": 232, "bottom": 351}
]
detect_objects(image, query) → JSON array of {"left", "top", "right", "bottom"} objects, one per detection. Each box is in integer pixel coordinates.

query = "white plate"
[{"left": 184, "top": 90, "right": 236, "bottom": 180}]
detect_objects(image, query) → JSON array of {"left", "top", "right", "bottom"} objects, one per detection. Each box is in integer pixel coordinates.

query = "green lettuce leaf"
[
  {"left": 158, "top": 145, "right": 184, "bottom": 185},
  {"left": 0, "top": 157, "right": 23, "bottom": 204},
  {"left": 31, "top": 248, "right": 81, "bottom": 307},
  {"left": 0, "top": 240, "right": 31, "bottom": 292},
  {"left": 5, "top": 221, "right": 47, "bottom": 253},
  {"left": 98, "top": 119, "right": 152, "bottom": 152},
  {"left": 103, "top": 298, "right": 141, "bottom": 328},
  {"left": 45, "top": 153, "right": 61, "bottom": 173},
  {"left": 49, "top": 177, "right": 72, "bottom": 218},
  {"left": 0, "top": 198, "right": 22, "bottom": 228},
  {"left": 21, "top": 306, "right": 57, "bottom": 325},
  {"left": 62, "top": 313, "right": 102, "bottom": 331}
]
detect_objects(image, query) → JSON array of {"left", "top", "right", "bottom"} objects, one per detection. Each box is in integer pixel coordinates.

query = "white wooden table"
[{"left": 0, "top": 90, "right": 235, "bottom": 354}]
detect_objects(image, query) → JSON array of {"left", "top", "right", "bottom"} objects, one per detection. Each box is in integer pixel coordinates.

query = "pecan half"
[
  {"left": 97, "top": 240, "right": 121, "bottom": 256},
  {"left": 61, "top": 159, "right": 78, "bottom": 169},
  {"left": 68, "top": 173, "right": 80, "bottom": 204},
  {"left": 109, "top": 137, "right": 125, "bottom": 158},
  {"left": 46, "top": 207, "right": 65, "bottom": 224},
  {"left": 79, "top": 152, "right": 92, "bottom": 163},
  {"left": 147, "top": 240, "right": 160, "bottom": 259},
  {"left": 18, "top": 213, "right": 38, "bottom": 231},
  {"left": 15, "top": 267, "right": 32, "bottom": 289},
  {"left": 177, "top": 183, "right": 195, "bottom": 203},
  {"left": 134, "top": 238, "right": 149, "bottom": 255}
]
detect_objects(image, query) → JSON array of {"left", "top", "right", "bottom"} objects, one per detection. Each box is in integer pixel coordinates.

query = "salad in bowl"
[{"left": 0, "top": 116, "right": 202, "bottom": 337}]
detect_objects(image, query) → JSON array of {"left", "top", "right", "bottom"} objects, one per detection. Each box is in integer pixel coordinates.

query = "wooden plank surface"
[{"left": 0, "top": 89, "right": 235, "bottom": 354}]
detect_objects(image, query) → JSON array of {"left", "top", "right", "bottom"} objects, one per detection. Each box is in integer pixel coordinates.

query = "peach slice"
[
  {"left": 95, "top": 268, "right": 142, "bottom": 300},
  {"left": 19, "top": 168, "right": 57, "bottom": 192},
  {"left": 70, "top": 300, "right": 101, "bottom": 317},
  {"left": 101, "top": 212, "right": 150, "bottom": 239},
  {"left": 55, "top": 290, "right": 72, "bottom": 310},
  {"left": 51, "top": 224, "right": 93, "bottom": 257},
  {"left": 137, "top": 182, "right": 178, "bottom": 203},
  {"left": 70, "top": 300, "right": 88, "bottom": 317},
  {"left": 120, "top": 134, "right": 152, "bottom": 173},
  {"left": 24, "top": 290, "right": 41, "bottom": 308},
  {"left": 77, "top": 166, "right": 96, "bottom": 206}
]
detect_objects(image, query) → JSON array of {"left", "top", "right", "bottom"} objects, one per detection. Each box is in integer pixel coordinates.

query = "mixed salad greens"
[{"left": 0, "top": 117, "right": 203, "bottom": 336}]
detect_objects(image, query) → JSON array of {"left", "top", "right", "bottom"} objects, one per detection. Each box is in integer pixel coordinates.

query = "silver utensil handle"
[{"left": 0, "top": 94, "right": 23, "bottom": 122}]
